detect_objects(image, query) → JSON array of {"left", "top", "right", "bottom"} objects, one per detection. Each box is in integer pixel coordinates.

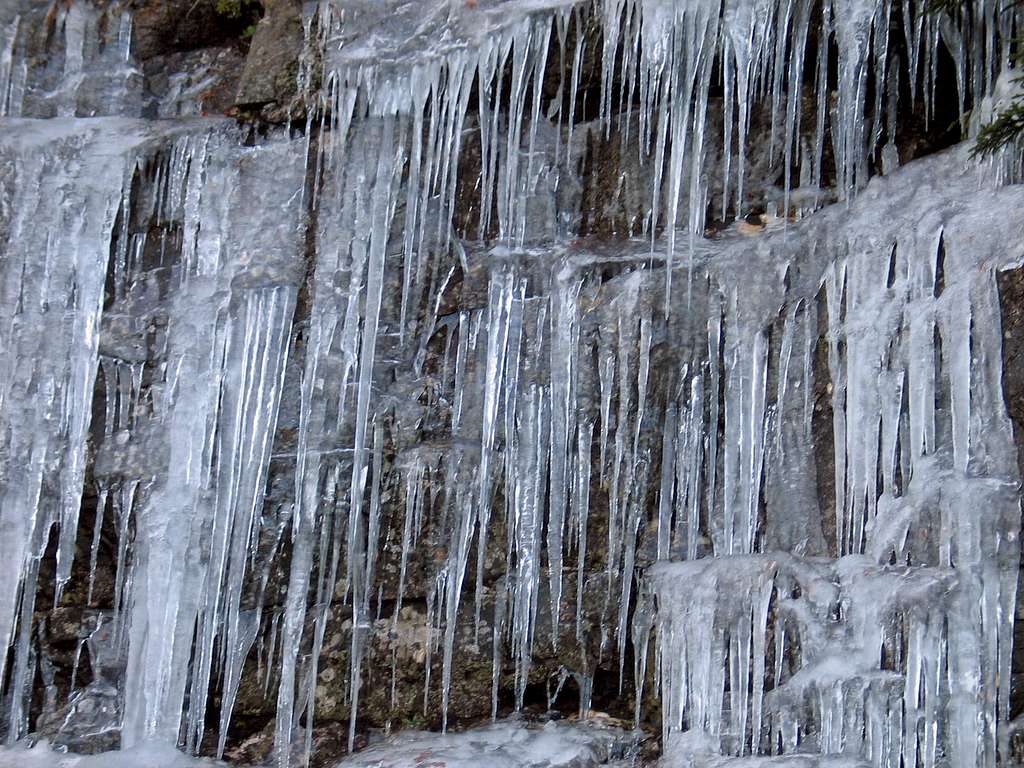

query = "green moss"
[
  {"left": 402, "top": 714, "right": 429, "bottom": 730},
  {"left": 216, "top": 0, "right": 242, "bottom": 17},
  {"left": 215, "top": 0, "right": 262, "bottom": 22},
  {"left": 921, "top": 0, "right": 965, "bottom": 14},
  {"left": 213, "top": 0, "right": 262, "bottom": 44}
]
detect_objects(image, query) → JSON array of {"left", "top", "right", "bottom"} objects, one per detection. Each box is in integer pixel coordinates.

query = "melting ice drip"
[{"left": 0, "top": 0, "right": 1023, "bottom": 766}]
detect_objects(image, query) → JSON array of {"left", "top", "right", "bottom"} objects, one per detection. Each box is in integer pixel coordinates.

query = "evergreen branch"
[
  {"left": 922, "top": 0, "right": 966, "bottom": 15},
  {"left": 972, "top": 101, "right": 1024, "bottom": 156}
]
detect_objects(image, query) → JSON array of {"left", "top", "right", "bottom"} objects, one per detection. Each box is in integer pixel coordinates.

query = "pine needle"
[{"left": 972, "top": 101, "right": 1024, "bottom": 156}]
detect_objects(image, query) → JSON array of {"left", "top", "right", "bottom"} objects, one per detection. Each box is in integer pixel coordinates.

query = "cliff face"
[{"left": 2, "top": 1, "right": 1024, "bottom": 766}]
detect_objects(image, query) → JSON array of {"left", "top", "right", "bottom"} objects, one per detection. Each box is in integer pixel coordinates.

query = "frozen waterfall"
[{"left": 1, "top": 0, "right": 1024, "bottom": 766}]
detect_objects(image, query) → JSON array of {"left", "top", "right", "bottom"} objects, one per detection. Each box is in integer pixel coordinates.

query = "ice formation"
[
  {"left": 0, "top": 718, "right": 638, "bottom": 768},
  {"left": 0, "top": 740, "right": 223, "bottom": 768},
  {"left": 1, "top": 0, "right": 1024, "bottom": 766},
  {"left": 334, "top": 719, "right": 637, "bottom": 768},
  {"left": 0, "top": 1, "right": 140, "bottom": 118}
]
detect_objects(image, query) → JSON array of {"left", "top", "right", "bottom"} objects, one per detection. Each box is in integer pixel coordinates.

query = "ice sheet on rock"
[
  {"left": 0, "top": 740, "right": 230, "bottom": 768},
  {"left": 0, "top": 117, "right": 224, "bottom": 741},
  {"left": 0, "top": 118, "right": 307, "bottom": 752},
  {"left": 274, "top": 108, "right": 409, "bottom": 762},
  {"left": 116, "top": 127, "right": 306, "bottom": 750},
  {"left": 334, "top": 719, "right": 637, "bottom": 768},
  {"left": 5, "top": 124, "right": 1016, "bottom": 766},
  {"left": 310, "top": 0, "right": 1021, "bottom": 281},
  {"left": 637, "top": 144, "right": 1024, "bottom": 767},
  {"left": 647, "top": 527, "right": 1012, "bottom": 766},
  {"left": 41, "top": 612, "right": 122, "bottom": 753},
  {"left": 280, "top": 139, "right": 1024, "bottom": 753},
  {"left": 288, "top": 38, "right": 1024, "bottom": 753},
  {"left": 313, "top": 0, "right": 578, "bottom": 249},
  {"left": 657, "top": 731, "right": 871, "bottom": 766},
  {"left": 155, "top": 48, "right": 245, "bottom": 119},
  {"left": 321, "top": 0, "right": 583, "bottom": 68},
  {"left": 662, "top": 751, "right": 870, "bottom": 767},
  {"left": 0, "top": 0, "right": 143, "bottom": 118}
]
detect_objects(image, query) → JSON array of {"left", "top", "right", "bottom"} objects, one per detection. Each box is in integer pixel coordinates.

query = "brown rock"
[{"left": 234, "top": 0, "right": 304, "bottom": 119}]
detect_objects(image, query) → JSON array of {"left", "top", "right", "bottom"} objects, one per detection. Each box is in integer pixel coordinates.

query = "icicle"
[
  {"left": 676, "top": 371, "right": 706, "bottom": 562},
  {"left": 0, "top": 120, "right": 146, "bottom": 710},
  {"left": 0, "top": 15, "right": 24, "bottom": 117},
  {"left": 574, "top": 419, "right": 594, "bottom": 642},
  {"left": 195, "top": 283, "right": 297, "bottom": 754},
  {"left": 657, "top": 403, "right": 678, "bottom": 562},
  {"left": 120, "top": 128, "right": 304, "bottom": 752},
  {"left": 547, "top": 261, "right": 582, "bottom": 643},
  {"left": 86, "top": 486, "right": 109, "bottom": 607},
  {"left": 474, "top": 262, "right": 516, "bottom": 634}
]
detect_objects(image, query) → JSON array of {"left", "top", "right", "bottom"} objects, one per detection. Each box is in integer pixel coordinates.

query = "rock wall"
[{"left": 2, "top": 1, "right": 1024, "bottom": 766}]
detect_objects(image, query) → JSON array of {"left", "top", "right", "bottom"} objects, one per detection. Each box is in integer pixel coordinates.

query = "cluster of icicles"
[{"left": 0, "top": 0, "right": 1023, "bottom": 766}]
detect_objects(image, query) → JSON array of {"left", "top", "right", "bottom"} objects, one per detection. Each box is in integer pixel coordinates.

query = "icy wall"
[{"left": 1, "top": 0, "right": 1024, "bottom": 766}]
